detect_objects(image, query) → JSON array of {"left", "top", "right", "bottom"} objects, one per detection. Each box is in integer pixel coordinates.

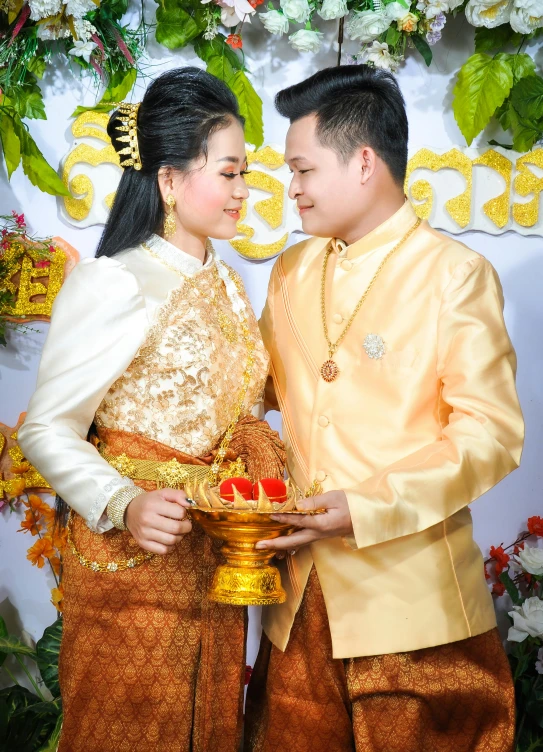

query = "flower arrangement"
[
  {"left": 485, "top": 515, "right": 543, "bottom": 750},
  {"left": 0, "top": 0, "right": 144, "bottom": 195},
  {"left": 0, "top": 210, "right": 58, "bottom": 345}
]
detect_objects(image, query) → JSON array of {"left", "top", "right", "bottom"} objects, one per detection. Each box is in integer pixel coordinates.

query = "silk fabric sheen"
[{"left": 259, "top": 202, "right": 524, "bottom": 658}]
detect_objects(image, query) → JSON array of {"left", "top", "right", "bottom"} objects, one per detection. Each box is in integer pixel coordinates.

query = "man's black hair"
[{"left": 275, "top": 65, "right": 408, "bottom": 185}]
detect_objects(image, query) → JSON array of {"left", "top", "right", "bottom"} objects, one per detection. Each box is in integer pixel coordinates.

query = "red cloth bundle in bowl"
[
  {"left": 253, "top": 478, "right": 287, "bottom": 503},
  {"left": 219, "top": 477, "right": 253, "bottom": 502}
]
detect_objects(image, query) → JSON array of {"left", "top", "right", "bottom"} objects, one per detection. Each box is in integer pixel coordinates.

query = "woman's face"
[{"left": 172, "top": 119, "right": 249, "bottom": 241}]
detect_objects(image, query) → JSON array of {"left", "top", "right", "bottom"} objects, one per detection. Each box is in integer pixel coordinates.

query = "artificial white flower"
[
  {"left": 508, "top": 597, "right": 543, "bottom": 643},
  {"left": 216, "top": 0, "right": 255, "bottom": 26},
  {"left": 260, "top": 9, "right": 290, "bottom": 34},
  {"left": 289, "top": 28, "right": 324, "bottom": 52},
  {"left": 510, "top": 0, "right": 543, "bottom": 33},
  {"left": 68, "top": 39, "right": 98, "bottom": 62},
  {"left": 280, "top": 0, "right": 311, "bottom": 24},
  {"left": 397, "top": 10, "right": 418, "bottom": 30},
  {"left": 465, "top": 0, "right": 513, "bottom": 28},
  {"left": 347, "top": 9, "right": 390, "bottom": 43},
  {"left": 359, "top": 40, "right": 401, "bottom": 71},
  {"left": 73, "top": 18, "right": 97, "bottom": 42},
  {"left": 536, "top": 647, "right": 543, "bottom": 675},
  {"left": 318, "top": 0, "right": 348, "bottom": 21},
  {"left": 36, "top": 19, "right": 71, "bottom": 38},
  {"left": 28, "top": 0, "right": 61, "bottom": 21},
  {"left": 447, "top": 0, "right": 463, "bottom": 9},
  {"left": 518, "top": 546, "right": 543, "bottom": 576},
  {"left": 63, "top": 0, "right": 96, "bottom": 18}
]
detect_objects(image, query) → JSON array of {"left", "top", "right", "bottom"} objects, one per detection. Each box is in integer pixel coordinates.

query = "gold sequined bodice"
[{"left": 95, "top": 264, "right": 269, "bottom": 457}]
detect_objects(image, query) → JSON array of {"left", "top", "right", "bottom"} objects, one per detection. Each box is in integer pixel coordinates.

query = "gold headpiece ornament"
[{"left": 114, "top": 102, "right": 142, "bottom": 171}]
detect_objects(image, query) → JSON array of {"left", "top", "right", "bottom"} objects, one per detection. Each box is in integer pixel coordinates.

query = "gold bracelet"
[{"left": 106, "top": 485, "right": 145, "bottom": 531}]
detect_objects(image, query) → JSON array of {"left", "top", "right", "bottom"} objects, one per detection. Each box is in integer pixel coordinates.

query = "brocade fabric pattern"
[{"left": 245, "top": 568, "right": 515, "bottom": 752}]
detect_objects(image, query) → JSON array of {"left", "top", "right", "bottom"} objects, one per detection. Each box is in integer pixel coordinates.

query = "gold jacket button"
[
  {"left": 332, "top": 313, "right": 343, "bottom": 324},
  {"left": 341, "top": 259, "right": 353, "bottom": 271},
  {"left": 318, "top": 416, "right": 330, "bottom": 427},
  {"left": 315, "top": 470, "right": 326, "bottom": 482}
]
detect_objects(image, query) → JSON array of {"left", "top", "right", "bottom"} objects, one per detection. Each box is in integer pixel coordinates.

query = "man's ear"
[{"left": 359, "top": 146, "right": 378, "bottom": 186}]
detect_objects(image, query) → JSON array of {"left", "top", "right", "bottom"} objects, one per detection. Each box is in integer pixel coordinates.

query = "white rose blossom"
[
  {"left": 280, "top": 0, "right": 311, "bottom": 23},
  {"left": 510, "top": 0, "right": 543, "bottom": 33},
  {"left": 289, "top": 28, "right": 324, "bottom": 52},
  {"left": 518, "top": 546, "right": 543, "bottom": 576},
  {"left": 28, "top": 0, "right": 62, "bottom": 21},
  {"left": 260, "top": 9, "right": 290, "bottom": 34},
  {"left": 347, "top": 9, "right": 390, "bottom": 43},
  {"left": 465, "top": 0, "right": 513, "bottom": 28},
  {"left": 359, "top": 40, "right": 402, "bottom": 71},
  {"left": 68, "top": 39, "right": 98, "bottom": 62},
  {"left": 508, "top": 597, "right": 543, "bottom": 643},
  {"left": 318, "top": 0, "right": 348, "bottom": 21}
]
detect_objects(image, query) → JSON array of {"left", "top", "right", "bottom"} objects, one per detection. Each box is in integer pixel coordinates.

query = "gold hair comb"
[{"left": 114, "top": 102, "right": 142, "bottom": 171}]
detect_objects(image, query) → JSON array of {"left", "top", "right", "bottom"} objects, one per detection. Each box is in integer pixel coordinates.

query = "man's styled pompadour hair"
[{"left": 275, "top": 65, "right": 408, "bottom": 185}]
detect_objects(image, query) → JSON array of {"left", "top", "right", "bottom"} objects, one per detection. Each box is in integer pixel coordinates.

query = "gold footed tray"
[{"left": 186, "top": 478, "right": 323, "bottom": 606}]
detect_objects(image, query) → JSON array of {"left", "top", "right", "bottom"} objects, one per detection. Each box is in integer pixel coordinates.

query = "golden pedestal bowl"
[{"left": 186, "top": 478, "right": 323, "bottom": 606}]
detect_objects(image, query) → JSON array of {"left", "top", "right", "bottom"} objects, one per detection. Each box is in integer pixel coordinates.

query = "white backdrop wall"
[{"left": 0, "top": 8, "right": 542, "bottom": 686}]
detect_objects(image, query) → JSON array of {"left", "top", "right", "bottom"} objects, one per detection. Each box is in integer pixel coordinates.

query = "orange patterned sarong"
[
  {"left": 245, "top": 568, "right": 515, "bottom": 752},
  {"left": 58, "top": 430, "right": 248, "bottom": 752}
]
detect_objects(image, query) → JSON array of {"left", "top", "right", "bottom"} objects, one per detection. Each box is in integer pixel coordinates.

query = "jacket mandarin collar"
[
  {"left": 332, "top": 201, "right": 419, "bottom": 260},
  {"left": 144, "top": 233, "right": 215, "bottom": 277}
]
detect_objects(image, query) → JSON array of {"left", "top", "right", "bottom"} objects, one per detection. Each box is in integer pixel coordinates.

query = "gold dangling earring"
[{"left": 164, "top": 195, "right": 176, "bottom": 239}]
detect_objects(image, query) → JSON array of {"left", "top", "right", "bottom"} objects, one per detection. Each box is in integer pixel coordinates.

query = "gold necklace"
[{"left": 320, "top": 219, "right": 421, "bottom": 382}]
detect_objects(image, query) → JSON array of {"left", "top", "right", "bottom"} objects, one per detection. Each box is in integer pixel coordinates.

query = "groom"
[{"left": 244, "top": 66, "right": 524, "bottom": 751}]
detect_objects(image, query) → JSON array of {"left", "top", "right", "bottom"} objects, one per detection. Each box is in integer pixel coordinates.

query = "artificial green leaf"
[
  {"left": 510, "top": 74, "right": 543, "bottom": 121},
  {"left": 1, "top": 690, "right": 59, "bottom": 752},
  {"left": 36, "top": 619, "right": 62, "bottom": 699},
  {"left": 386, "top": 25, "right": 401, "bottom": 47},
  {"left": 499, "top": 571, "right": 522, "bottom": 604},
  {"left": 13, "top": 84, "right": 47, "bottom": 121},
  {"left": 0, "top": 112, "right": 21, "bottom": 179},
  {"left": 10, "top": 116, "right": 70, "bottom": 197},
  {"left": 206, "top": 53, "right": 236, "bottom": 85},
  {"left": 229, "top": 70, "right": 263, "bottom": 148},
  {"left": 101, "top": 67, "right": 137, "bottom": 104},
  {"left": 108, "top": 0, "right": 128, "bottom": 19},
  {"left": 71, "top": 103, "right": 117, "bottom": 118},
  {"left": 37, "top": 712, "right": 63, "bottom": 752},
  {"left": 155, "top": 0, "right": 200, "bottom": 49},
  {"left": 503, "top": 53, "right": 536, "bottom": 85},
  {"left": 195, "top": 35, "right": 244, "bottom": 70},
  {"left": 27, "top": 57, "right": 47, "bottom": 80},
  {"left": 474, "top": 24, "right": 522, "bottom": 53},
  {"left": 453, "top": 52, "right": 514, "bottom": 145},
  {"left": 412, "top": 34, "right": 432, "bottom": 67},
  {"left": 0, "top": 633, "right": 37, "bottom": 660},
  {"left": 488, "top": 139, "right": 513, "bottom": 149}
]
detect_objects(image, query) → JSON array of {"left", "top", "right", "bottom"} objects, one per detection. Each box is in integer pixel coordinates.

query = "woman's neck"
[{"left": 162, "top": 227, "right": 207, "bottom": 263}]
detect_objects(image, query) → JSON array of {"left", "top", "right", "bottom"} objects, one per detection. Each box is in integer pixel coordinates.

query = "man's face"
[{"left": 285, "top": 114, "right": 368, "bottom": 240}]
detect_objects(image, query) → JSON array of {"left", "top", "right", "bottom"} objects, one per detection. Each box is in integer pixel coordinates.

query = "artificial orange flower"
[
  {"left": 18, "top": 509, "right": 41, "bottom": 536},
  {"left": 51, "top": 585, "right": 64, "bottom": 612},
  {"left": 11, "top": 462, "right": 30, "bottom": 474},
  {"left": 8, "top": 478, "right": 26, "bottom": 498},
  {"left": 492, "top": 581, "right": 505, "bottom": 597},
  {"left": 226, "top": 34, "right": 243, "bottom": 48},
  {"left": 528, "top": 516, "right": 543, "bottom": 537},
  {"left": 489, "top": 545, "right": 510, "bottom": 576},
  {"left": 27, "top": 538, "right": 55, "bottom": 568}
]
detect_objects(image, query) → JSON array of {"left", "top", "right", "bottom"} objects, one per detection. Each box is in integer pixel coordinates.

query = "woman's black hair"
[
  {"left": 275, "top": 65, "right": 408, "bottom": 186},
  {"left": 95, "top": 66, "right": 244, "bottom": 259}
]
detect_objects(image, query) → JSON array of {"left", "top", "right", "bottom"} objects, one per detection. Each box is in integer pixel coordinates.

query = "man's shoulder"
[
  {"left": 418, "top": 222, "right": 486, "bottom": 273},
  {"left": 272, "top": 235, "right": 330, "bottom": 278}
]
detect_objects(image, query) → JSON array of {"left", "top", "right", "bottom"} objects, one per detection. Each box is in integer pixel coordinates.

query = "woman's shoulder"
[{"left": 68, "top": 252, "right": 142, "bottom": 299}]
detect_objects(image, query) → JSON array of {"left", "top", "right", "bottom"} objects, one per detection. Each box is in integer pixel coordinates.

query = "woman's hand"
[{"left": 125, "top": 488, "right": 193, "bottom": 554}]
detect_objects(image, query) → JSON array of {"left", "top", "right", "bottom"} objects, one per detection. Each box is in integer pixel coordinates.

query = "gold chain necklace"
[{"left": 320, "top": 219, "right": 421, "bottom": 382}]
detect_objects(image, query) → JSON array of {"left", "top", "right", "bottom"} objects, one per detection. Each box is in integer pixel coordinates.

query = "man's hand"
[
  {"left": 255, "top": 490, "right": 353, "bottom": 553},
  {"left": 125, "top": 488, "right": 193, "bottom": 554}
]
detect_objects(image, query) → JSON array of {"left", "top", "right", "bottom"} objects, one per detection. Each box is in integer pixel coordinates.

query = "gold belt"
[{"left": 97, "top": 446, "right": 213, "bottom": 488}]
